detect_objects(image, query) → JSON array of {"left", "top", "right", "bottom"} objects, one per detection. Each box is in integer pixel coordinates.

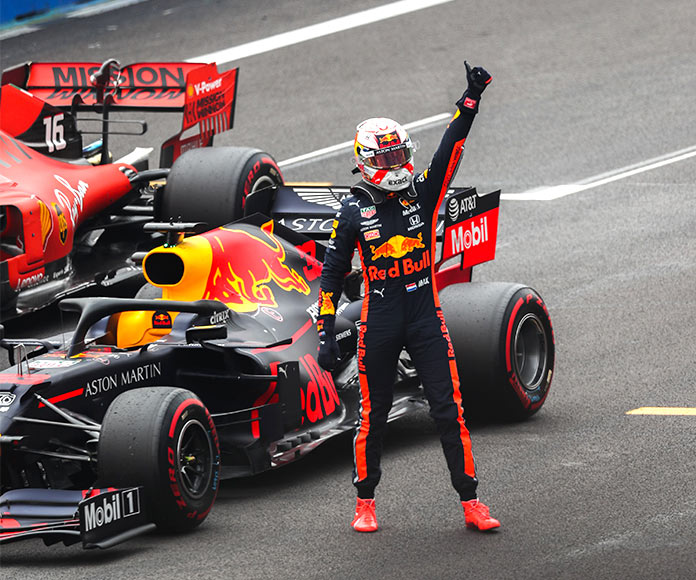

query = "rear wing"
[{"left": 1, "top": 60, "right": 239, "bottom": 166}]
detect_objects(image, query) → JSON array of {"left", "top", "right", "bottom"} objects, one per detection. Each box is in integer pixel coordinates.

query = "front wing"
[{"left": 0, "top": 487, "right": 154, "bottom": 549}]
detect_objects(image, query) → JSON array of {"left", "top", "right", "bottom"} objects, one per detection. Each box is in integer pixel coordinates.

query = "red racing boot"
[
  {"left": 462, "top": 499, "right": 500, "bottom": 531},
  {"left": 351, "top": 498, "right": 378, "bottom": 532}
]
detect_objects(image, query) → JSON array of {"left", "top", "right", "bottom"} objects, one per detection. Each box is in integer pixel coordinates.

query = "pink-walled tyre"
[
  {"left": 440, "top": 282, "right": 555, "bottom": 421},
  {"left": 99, "top": 387, "right": 220, "bottom": 532}
]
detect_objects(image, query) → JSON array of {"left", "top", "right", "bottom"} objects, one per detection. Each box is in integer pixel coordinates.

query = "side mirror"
[{"left": 186, "top": 324, "right": 227, "bottom": 343}]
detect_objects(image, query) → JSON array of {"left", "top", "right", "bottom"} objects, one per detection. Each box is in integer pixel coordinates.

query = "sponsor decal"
[
  {"left": 204, "top": 220, "right": 310, "bottom": 312},
  {"left": 437, "top": 310, "right": 455, "bottom": 358},
  {"left": 319, "top": 290, "right": 335, "bottom": 316},
  {"left": 38, "top": 200, "right": 53, "bottom": 250},
  {"left": 357, "top": 324, "right": 367, "bottom": 372},
  {"left": 29, "top": 359, "right": 80, "bottom": 369},
  {"left": 261, "top": 307, "right": 283, "bottom": 322},
  {"left": 360, "top": 218, "right": 380, "bottom": 227},
  {"left": 360, "top": 206, "right": 377, "bottom": 219},
  {"left": 401, "top": 201, "right": 421, "bottom": 215},
  {"left": 463, "top": 97, "right": 478, "bottom": 109},
  {"left": 300, "top": 354, "right": 340, "bottom": 424},
  {"left": 81, "top": 488, "right": 141, "bottom": 533},
  {"left": 84, "top": 362, "right": 162, "bottom": 397},
  {"left": 209, "top": 309, "right": 230, "bottom": 325},
  {"left": 52, "top": 203, "right": 68, "bottom": 244},
  {"left": 370, "top": 233, "right": 425, "bottom": 260},
  {"left": 152, "top": 311, "right": 172, "bottom": 329},
  {"left": 53, "top": 174, "right": 88, "bottom": 228},
  {"left": 447, "top": 193, "right": 477, "bottom": 222},
  {"left": 330, "top": 219, "right": 338, "bottom": 239},
  {"left": 278, "top": 217, "right": 336, "bottom": 234},
  {"left": 366, "top": 252, "right": 431, "bottom": 282},
  {"left": 336, "top": 329, "right": 352, "bottom": 341},
  {"left": 388, "top": 176, "right": 409, "bottom": 187},
  {"left": 17, "top": 271, "right": 44, "bottom": 290},
  {"left": 450, "top": 217, "right": 489, "bottom": 252},
  {"left": 0, "top": 392, "right": 16, "bottom": 412},
  {"left": 363, "top": 229, "right": 380, "bottom": 241},
  {"left": 377, "top": 132, "right": 399, "bottom": 147},
  {"left": 407, "top": 214, "right": 423, "bottom": 232}
]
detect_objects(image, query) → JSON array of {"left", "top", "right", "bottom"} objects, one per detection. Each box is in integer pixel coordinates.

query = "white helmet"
[{"left": 354, "top": 118, "right": 414, "bottom": 192}]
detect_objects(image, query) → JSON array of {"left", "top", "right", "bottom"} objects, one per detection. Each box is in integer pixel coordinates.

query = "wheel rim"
[
  {"left": 176, "top": 419, "right": 214, "bottom": 499},
  {"left": 251, "top": 175, "right": 277, "bottom": 194},
  {"left": 513, "top": 313, "right": 548, "bottom": 391}
]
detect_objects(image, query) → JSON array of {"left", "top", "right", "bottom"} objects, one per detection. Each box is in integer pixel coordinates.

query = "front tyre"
[
  {"left": 160, "top": 146, "right": 283, "bottom": 226},
  {"left": 440, "top": 283, "right": 555, "bottom": 420},
  {"left": 99, "top": 387, "right": 220, "bottom": 532}
]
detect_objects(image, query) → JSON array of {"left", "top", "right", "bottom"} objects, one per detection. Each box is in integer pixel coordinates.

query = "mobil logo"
[
  {"left": 370, "top": 233, "right": 425, "bottom": 260},
  {"left": 203, "top": 220, "right": 310, "bottom": 312},
  {"left": 450, "top": 216, "right": 489, "bottom": 253}
]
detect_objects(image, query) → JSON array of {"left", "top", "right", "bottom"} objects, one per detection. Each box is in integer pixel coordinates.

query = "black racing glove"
[
  {"left": 456, "top": 61, "right": 492, "bottom": 112},
  {"left": 317, "top": 316, "right": 340, "bottom": 372}
]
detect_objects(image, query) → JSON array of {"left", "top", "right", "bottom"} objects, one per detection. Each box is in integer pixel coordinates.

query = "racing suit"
[{"left": 317, "top": 91, "right": 486, "bottom": 501}]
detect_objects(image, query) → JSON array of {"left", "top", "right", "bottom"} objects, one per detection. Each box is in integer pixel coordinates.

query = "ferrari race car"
[
  {"left": 0, "top": 187, "right": 555, "bottom": 548},
  {"left": 0, "top": 58, "right": 287, "bottom": 321}
]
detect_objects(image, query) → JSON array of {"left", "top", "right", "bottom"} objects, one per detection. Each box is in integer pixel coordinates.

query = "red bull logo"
[
  {"left": 203, "top": 220, "right": 310, "bottom": 312},
  {"left": 377, "top": 132, "right": 399, "bottom": 147},
  {"left": 370, "top": 233, "right": 425, "bottom": 260},
  {"left": 319, "top": 290, "right": 335, "bottom": 316}
]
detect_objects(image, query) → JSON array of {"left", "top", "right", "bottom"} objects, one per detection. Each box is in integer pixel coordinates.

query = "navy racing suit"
[{"left": 317, "top": 94, "right": 485, "bottom": 501}]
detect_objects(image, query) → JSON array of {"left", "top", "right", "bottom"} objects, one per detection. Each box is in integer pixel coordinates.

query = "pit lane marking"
[
  {"left": 626, "top": 407, "right": 696, "bottom": 416},
  {"left": 187, "top": 0, "right": 455, "bottom": 64}
]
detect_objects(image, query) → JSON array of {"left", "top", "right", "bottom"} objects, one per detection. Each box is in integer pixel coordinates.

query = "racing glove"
[
  {"left": 456, "top": 61, "right": 492, "bottom": 112},
  {"left": 317, "top": 316, "right": 340, "bottom": 372}
]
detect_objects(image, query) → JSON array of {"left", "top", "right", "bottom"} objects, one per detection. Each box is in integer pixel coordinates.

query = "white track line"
[
  {"left": 502, "top": 144, "right": 696, "bottom": 201},
  {"left": 187, "top": 0, "right": 454, "bottom": 64},
  {"left": 68, "top": 0, "right": 148, "bottom": 18},
  {"left": 278, "top": 112, "right": 451, "bottom": 168}
]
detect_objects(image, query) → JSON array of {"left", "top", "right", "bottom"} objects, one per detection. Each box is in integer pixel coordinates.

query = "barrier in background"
[{"left": 1, "top": 0, "right": 98, "bottom": 25}]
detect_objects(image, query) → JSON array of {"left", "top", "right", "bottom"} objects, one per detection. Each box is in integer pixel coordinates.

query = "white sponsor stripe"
[
  {"left": 502, "top": 144, "right": 696, "bottom": 201},
  {"left": 279, "top": 112, "right": 451, "bottom": 168},
  {"left": 187, "top": 0, "right": 455, "bottom": 64}
]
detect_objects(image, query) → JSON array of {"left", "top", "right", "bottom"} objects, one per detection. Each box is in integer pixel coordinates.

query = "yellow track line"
[{"left": 626, "top": 407, "right": 696, "bottom": 416}]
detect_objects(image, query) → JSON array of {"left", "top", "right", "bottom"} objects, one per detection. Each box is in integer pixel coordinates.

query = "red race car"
[{"left": 0, "top": 59, "right": 284, "bottom": 321}]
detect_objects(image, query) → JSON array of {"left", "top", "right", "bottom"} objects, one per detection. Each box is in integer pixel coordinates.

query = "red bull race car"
[
  {"left": 0, "top": 58, "right": 287, "bottom": 321},
  {"left": 0, "top": 181, "right": 555, "bottom": 548}
]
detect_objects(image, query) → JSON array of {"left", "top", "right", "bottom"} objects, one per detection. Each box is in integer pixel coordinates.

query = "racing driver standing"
[{"left": 316, "top": 62, "right": 500, "bottom": 533}]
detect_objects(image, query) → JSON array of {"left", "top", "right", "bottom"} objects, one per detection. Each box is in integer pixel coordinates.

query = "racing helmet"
[{"left": 354, "top": 118, "right": 414, "bottom": 192}]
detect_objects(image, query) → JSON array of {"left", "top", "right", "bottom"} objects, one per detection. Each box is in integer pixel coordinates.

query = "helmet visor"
[{"left": 363, "top": 143, "right": 413, "bottom": 169}]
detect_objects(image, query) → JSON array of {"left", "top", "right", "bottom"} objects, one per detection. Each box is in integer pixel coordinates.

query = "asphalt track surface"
[{"left": 1, "top": 1, "right": 696, "bottom": 578}]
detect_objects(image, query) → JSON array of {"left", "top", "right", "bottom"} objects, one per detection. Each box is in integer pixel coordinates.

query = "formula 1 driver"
[{"left": 316, "top": 62, "right": 500, "bottom": 533}]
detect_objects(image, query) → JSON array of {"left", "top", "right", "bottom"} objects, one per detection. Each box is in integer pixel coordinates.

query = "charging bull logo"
[
  {"left": 377, "top": 132, "right": 399, "bottom": 147},
  {"left": 370, "top": 233, "right": 425, "bottom": 260},
  {"left": 319, "top": 290, "right": 335, "bottom": 316},
  {"left": 204, "top": 220, "right": 310, "bottom": 312}
]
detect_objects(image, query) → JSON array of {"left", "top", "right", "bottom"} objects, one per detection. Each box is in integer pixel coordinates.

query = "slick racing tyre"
[
  {"left": 160, "top": 147, "right": 283, "bottom": 226},
  {"left": 99, "top": 387, "right": 220, "bottom": 532},
  {"left": 439, "top": 283, "right": 555, "bottom": 421}
]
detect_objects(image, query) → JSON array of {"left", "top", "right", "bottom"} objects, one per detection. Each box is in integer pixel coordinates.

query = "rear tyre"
[
  {"left": 160, "top": 146, "right": 283, "bottom": 226},
  {"left": 439, "top": 283, "right": 555, "bottom": 421},
  {"left": 99, "top": 387, "right": 220, "bottom": 532}
]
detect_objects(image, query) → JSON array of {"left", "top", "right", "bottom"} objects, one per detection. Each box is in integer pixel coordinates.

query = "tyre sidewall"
[
  {"left": 499, "top": 288, "right": 555, "bottom": 418},
  {"left": 239, "top": 152, "right": 283, "bottom": 216},
  {"left": 154, "top": 392, "right": 220, "bottom": 531}
]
